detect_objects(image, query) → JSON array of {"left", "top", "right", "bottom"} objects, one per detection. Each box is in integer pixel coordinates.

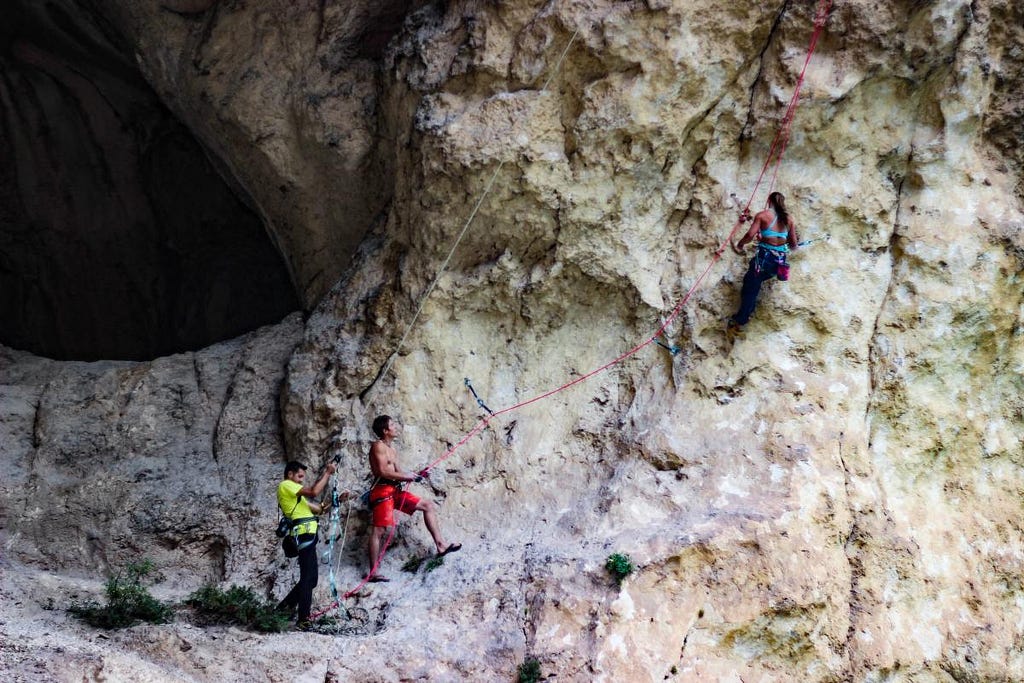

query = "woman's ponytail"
[{"left": 768, "top": 192, "right": 790, "bottom": 228}]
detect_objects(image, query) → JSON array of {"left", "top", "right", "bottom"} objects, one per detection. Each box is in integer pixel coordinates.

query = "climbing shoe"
[{"left": 726, "top": 319, "right": 743, "bottom": 342}]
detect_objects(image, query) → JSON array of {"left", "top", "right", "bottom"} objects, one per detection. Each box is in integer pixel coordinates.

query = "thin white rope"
[
  {"left": 331, "top": 492, "right": 354, "bottom": 620},
  {"left": 371, "top": 27, "right": 581, "bottom": 393}
]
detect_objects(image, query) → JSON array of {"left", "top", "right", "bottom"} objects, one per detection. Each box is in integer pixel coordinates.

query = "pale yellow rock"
[{"left": 1, "top": 0, "right": 1022, "bottom": 681}]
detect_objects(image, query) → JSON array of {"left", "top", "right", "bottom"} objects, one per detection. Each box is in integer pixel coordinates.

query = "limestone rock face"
[
  {"left": 0, "top": 314, "right": 303, "bottom": 589},
  {"left": 2, "top": 0, "right": 1024, "bottom": 681},
  {"left": 84, "top": 0, "right": 431, "bottom": 306}
]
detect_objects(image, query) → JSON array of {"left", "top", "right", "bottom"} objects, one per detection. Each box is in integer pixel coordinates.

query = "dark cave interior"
[{"left": 0, "top": 1, "right": 300, "bottom": 361}]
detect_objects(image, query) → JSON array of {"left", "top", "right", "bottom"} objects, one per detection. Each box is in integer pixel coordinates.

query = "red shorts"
[{"left": 369, "top": 485, "right": 420, "bottom": 527}]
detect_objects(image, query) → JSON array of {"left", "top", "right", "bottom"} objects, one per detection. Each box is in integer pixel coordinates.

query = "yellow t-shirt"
[{"left": 277, "top": 480, "right": 318, "bottom": 536}]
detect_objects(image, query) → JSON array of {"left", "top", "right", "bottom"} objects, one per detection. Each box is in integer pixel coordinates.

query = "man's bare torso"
[{"left": 369, "top": 439, "right": 399, "bottom": 480}]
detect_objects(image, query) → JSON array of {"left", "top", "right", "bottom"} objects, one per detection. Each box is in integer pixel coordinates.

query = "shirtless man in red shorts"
[{"left": 366, "top": 414, "right": 460, "bottom": 581}]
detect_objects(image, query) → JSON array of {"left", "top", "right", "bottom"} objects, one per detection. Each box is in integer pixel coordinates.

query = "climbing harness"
[
  {"left": 367, "top": 483, "right": 399, "bottom": 508},
  {"left": 752, "top": 245, "right": 788, "bottom": 280},
  {"left": 280, "top": 494, "right": 316, "bottom": 557},
  {"left": 282, "top": 522, "right": 316, "bottom": 557}
]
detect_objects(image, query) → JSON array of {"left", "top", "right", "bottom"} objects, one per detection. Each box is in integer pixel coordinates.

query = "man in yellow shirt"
[{"left": 277, "top": 459, "right": 336, "bottom": 628}]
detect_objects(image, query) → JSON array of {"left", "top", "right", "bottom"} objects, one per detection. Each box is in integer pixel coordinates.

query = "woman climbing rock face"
[{"left": 727, "top": 191, "right": 800, "bottom": 338}]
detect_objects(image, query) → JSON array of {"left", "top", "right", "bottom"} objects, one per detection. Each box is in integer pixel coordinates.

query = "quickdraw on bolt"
[
  {"left": 464, "top": 377, "right": 495, "bottom": 415},
  {"left": 655, "top": 334, "right": 682, "bottom": 356},
  {"left": 797, "top": 234, "right": 829, "bottom": 247}
]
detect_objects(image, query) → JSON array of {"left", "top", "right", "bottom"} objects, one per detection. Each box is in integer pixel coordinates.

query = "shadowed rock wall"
[
  {"left": 85, "top": 0, "right": 432, "bottom": 306},
  {"left": 0, "top": 1, "right": 299, "bottom": 360}
]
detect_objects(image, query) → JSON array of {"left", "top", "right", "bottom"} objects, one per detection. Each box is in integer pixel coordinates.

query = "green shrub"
[
  {"left": 185, "top": 584, "right": 290, "bottom": 633},
  {"left": 424, "top": 556, "right": 444, "bottom": 573},
  {"left": 517, "top": 657, "right": 542, "bottom": 683},
  {"left": 401, "top": 556, "right": 424, "bottom": 573},
  {"left": 604, "top": 552, "right": 635, "bottom": 586},
  {"left": 69, "top": 560, "right": 173, "bottom": 629}
]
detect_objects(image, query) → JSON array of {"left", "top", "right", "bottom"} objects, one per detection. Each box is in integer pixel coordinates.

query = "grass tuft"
[
  {"left": 517, "top": 657, "right": 542, "bottom": 683},
  {"left": 68, "top": 559, "right": 173, "bottom": 629},
  {"left": 402, "top": 556, "right": 425, "bottom": 573},
  {"left": 604, "top": 552, "right": 635, "bottom": 586},
  {"left": 186, "top": 584, "right": 291, "bottom": 633}
]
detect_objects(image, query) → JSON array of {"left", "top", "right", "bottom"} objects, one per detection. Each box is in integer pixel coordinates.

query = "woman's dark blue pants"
[{"left": 733, "top": 252, "right": 780, "bottom": 325}]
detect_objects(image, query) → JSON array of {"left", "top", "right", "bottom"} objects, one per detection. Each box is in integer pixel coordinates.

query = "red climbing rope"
[
  {"left": 308, "top": 523, "right": 396, "bottom": 620},
  {"left": 767, "top": 0, "right": 834, "bottom": 195},
  {"left": 424, "top": 0, "right": 834, "bottom": 473},
  {"left": 733, "top": 0, "right": 836, "bottom": 212},
  {"left": 313, "top": 0, "right": 833, "bottom": 615}
]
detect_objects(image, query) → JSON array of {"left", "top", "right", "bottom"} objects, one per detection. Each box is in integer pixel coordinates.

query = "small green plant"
[
  {"left": 424, "top": 556, "right": 444, "bottom": 573},
  {"left": 186, "top": 584, "right": 290, "bottom": 633},
  {"left": 604, "top": 552, "right": 635, "bottom": 586},
  {"left": 402, "top": 556, "right": 425, "bottom": 573},
  {"left": 69, "top": 560, "right": 173, "bottom": 629},
  {"left": 313, "top": 614, "right": 340, "bottom": 628},
  {"left": 517, "top": 657, "right": 542, "bottom": 683}
]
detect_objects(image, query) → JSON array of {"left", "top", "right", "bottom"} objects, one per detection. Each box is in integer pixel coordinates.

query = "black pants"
[
  {"left": 733, "top": 247, "right": 784, "bottom": 325},
  {"left": 279, "top": 534, "right": 318, "bottom": 622}
]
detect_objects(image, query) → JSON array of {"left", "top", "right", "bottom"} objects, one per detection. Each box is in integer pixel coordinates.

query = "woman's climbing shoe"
[{"left": 726, "top": 319, "right": 743, "bottom": 342}]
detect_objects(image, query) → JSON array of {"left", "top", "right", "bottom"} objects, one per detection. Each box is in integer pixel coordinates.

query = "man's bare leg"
[
  {"left": 415, "top": 499, "right": 459, "bottom": 555},
  {"left": 368, "top": 525, "right": 389, "bottom": 576}
]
